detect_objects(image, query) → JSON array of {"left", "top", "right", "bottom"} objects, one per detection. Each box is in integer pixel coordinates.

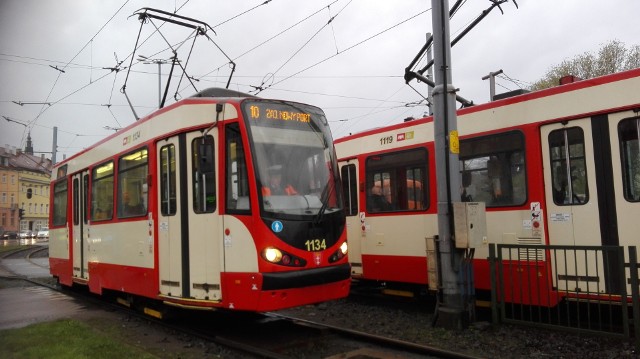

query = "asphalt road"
[{"left": 0, "top": 242, "right": 87, "bottom": 330}]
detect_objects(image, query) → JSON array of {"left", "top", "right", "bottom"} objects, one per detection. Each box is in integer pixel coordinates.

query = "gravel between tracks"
[{"left": 277, "top": 296, "right": 639, "bottom": 358}]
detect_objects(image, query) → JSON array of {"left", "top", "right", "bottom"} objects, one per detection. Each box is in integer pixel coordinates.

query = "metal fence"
[{"left": 488, "top": 244, "right": 640, "bottom": 347}]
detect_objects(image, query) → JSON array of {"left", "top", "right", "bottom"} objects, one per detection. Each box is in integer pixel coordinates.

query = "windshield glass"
[{"left": 243, "top": 100, "right": 343, "bottom": 218}]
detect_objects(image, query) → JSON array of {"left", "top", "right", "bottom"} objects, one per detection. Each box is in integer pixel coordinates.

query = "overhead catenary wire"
[
  {"left": 271, "top": 9, "right": 430, "bottom": 89},
  {"left": 251, "top": 0, "right": 353, "bottom": 94},
  {"left": 4, "top": 2, "right": 442, "bottom": 157},
  {"left": 497, "top": 72, "right": 532, "bottom": 88},
  {"left": 4, "top": 0, "right": 273, "bottom": 158},
  {"left": 191, "top": 0, "right": 340, "bottom": 94},
  {"left": 332, "top": 85, "right": 410, "bottom": 137},
  {"left": 28, "top": 0, "right": 132, "bottom": 131},
  {"left": 212, "top": 0, "right": 274, "bottom": 29}
]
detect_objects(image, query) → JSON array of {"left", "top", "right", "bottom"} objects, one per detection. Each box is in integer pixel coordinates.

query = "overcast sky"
[{"left": 1, "top": 0, "right": 638, "bottom": 162}]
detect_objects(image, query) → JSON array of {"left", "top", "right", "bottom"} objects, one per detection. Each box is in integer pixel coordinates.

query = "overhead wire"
[
  {"left": 4, "top": 1, "right": 197, "bottom": 156},
  {"left": 212, "top": 0, "right": 274, "bottom": 29},
  {"left": 269, "top": 9, "right": 430, "bottom": 90},
  {"left": 121, "top": 0, "right": 276, "bottom": 100},
  {"left": 193, "top": 0, "right": 339, "bottom": 92},
  {"left": 260, "top": 86, "right": 407, "bottom": 104},
  {"left": 7, "top": 2, "right": 433, "bottom": 153},
  {"left": 0, "top": 54, "right": 96, "bottom": 70},
  {"left": 50, "top": 1, "right": 195, "bottom": 154},
  {"left": 251, "top": 0, "right": 352, "bottom": 94},
  {"left": 332, "top": 85, "right": 410, "bottom": 138},
  {"left": 498, "top": 72, "right": 532, "bottom": 88},
  {"left": 28, "top": 0, "right": 132, "bottom": 131},
  {"left": 260, "top": 6, "right": 431, "bottom": 137}
]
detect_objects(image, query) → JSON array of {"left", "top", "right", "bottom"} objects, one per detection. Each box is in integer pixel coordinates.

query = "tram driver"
[{"left": 262, "top": 165, "right": 297, "bottom": 196}]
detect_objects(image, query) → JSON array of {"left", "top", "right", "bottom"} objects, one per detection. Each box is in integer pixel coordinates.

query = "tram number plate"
[{"left": 305, "top": 238, "right": 326, "bottom": 251}]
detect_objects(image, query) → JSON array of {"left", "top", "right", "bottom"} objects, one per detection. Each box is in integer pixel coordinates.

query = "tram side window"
[
  {"left": 73, "top": 178, "right": 79, "bottom": 225},
  {"left": 460, "top": 131, "right": 526, "bottom": 207},
  {"left": 619, "top": 117, "right": 640, "bottom": 202},
  {"left": 83, "top": 174, "right": 89, "bottom": 224},
  {"left": 91, "top": 161, "right": 114, "bottom": 221},
  {"left": 160, "top": 144, "right": 177, "bottom": 216},
  {"left": 548, "top": 128, "right": 589, "bottom": 205},
  {"left": 52, "top": 179, "right": 68, "bottom": 226},
  {"left": 226, "top": 123, "right": 251, "bottom": 213},
  {"left": 365, "top": 148, "right": 428, "bottom": 213},
  {"left": 118, "top": 148, "right": 148, "bottom": 218},
  {"left": 192, "top": 135, "right": 216, "bottom": 213},
  {"left": 341, "top": 164, "right": 358, "bottom": 216}
]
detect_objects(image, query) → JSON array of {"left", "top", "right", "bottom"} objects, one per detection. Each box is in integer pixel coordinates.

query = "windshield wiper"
[{"left": 313, "top": 178, "right": 336, "bottom": 225}]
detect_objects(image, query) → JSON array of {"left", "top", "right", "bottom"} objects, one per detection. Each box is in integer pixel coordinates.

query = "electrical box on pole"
[{"left": 453, "top": 202, "right": 487, "bottom": 249}]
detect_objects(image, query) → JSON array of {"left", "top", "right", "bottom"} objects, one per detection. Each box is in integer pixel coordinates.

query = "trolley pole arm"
[
  {"left": 405, "top": 0, "right": 463, "bottom": 73},
  {"left": 405, "top": 70, "right": 474, "bottom": 107},
  {"left": 134, "top": 8, "right": 216, "bottom": 35},
  {"left": 121, "top": 85, "right": 140, "bottom": 121},
  {"left": 405, "top": 0, "right": 515, "bottom": 83}
]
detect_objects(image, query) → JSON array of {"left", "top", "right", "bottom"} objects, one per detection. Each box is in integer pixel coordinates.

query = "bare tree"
[{"left": 530, "top": 40, "right": 640, "bottom": 91}]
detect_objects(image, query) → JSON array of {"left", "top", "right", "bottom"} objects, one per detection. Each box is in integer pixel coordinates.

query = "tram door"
[
  {"left": 541, "top": 113, "right": 634, "bottom": 293},
  {"left": 71, "top": 170, "right": 90, "bottom": 280},
  {"left": 339, "top": 161, "right": 362, "bottom": 276},
  {"left": 157, "top": 130, "right": 222, "bottom": 301}
]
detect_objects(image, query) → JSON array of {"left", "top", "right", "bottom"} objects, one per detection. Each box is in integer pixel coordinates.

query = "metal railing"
[{"left": 489, "top": 244, "right": 639, "bottom": 348}]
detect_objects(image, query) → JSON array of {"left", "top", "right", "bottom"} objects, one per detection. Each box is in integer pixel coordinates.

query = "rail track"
[
  {"left": 0, "top": 245, "right": 482, "bottom": 358},
  {"left": 2, "top": 245, "right": 633, "bottom": 358}
]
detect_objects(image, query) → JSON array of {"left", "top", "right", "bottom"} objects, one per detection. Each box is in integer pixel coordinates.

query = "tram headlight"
[
  {"left": 340, "top": 241, "right": 348, "bottom": 256},
  {"left": 263, "top": 247, "right": 283, "bottom": 263},
  {"left": 329, "top": 241, "right": 349, "bottom": 263},
  {"left": 261, "top": 247, "right": 306, "bottom": 267}
]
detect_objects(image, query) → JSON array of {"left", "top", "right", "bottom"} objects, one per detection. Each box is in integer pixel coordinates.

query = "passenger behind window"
[
  {"left": 368, "top": 184, "right": 392, "bottom": 212},
  {"left": 94, "top": 207, "right": 107, "bottom": 220},
  {"left": 123, "top": 191, "right": 145, "bottom": 216}
]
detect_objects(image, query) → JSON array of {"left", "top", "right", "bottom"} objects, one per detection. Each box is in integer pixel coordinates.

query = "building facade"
[
  {"left": 0, "top": 149, "right": 20, "bottom": 233},
  {"left": 0, "top": 141, "right": 52, "bottom": 235}
]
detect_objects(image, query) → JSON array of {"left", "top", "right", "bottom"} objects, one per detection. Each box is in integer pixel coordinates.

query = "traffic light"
[{"left": 18, "top": 209, "right": 25, "bottom": 219}]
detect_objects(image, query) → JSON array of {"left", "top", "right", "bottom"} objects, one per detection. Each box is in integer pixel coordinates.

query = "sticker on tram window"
[{"left": 271, "top": 220, "right": 283, "bottom": 233}]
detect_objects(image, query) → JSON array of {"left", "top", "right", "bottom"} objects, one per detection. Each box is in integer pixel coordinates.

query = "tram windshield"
[{"left": 243, "top": 100, "right": 343, "bottom": 219}]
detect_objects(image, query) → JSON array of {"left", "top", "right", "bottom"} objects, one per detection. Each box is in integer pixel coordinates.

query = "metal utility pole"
[
  {"left": 138, "top": 55, "right": 170, "bottom": 109},
  {"left": 431, "top": 0, "right": 470, "bottom": 329},
  {"left": 482, "top": 69, "right": 503, "bottom": 101},
  {"left": 52, "top": 126, "right": 58, "bottom": 165}
]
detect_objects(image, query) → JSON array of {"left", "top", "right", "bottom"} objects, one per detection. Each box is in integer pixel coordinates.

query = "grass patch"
[
  {"left": 0, "top": 319, "right": 158, "bottom": 359},
  {"left": 0, "top": 244, "right": 29, "bottom": 254}
]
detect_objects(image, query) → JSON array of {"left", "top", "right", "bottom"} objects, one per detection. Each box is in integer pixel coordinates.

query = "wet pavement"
[{"left": 0, "top": 242, "right": 90, "bottom": 330}]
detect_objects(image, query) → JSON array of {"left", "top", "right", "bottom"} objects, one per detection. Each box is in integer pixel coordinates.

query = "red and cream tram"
[
  {"left": 49, "top": 88, "right": 350, "bottom": 312},
  {"left": 335, "top": 69, "right": 640, "bottom": 305}
]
